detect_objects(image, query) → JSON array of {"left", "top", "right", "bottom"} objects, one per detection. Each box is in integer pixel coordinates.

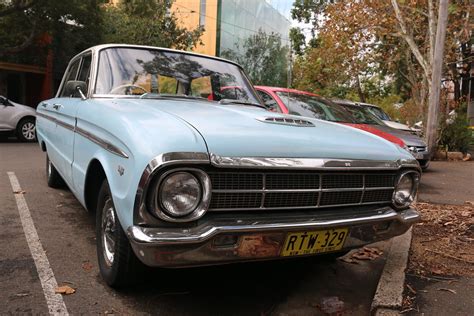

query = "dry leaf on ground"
[
  {"left": 82, "top": 262, "right": 93, "bottom": 271},
  {"left": 349, "top": 247, "right": 383, "bottom": 261},
  {"left": 437, "top": 288, "right": 457, "bottom": 294},
  {"left": 13, "top": 190, "right": 26, "bottom": 194},
  {"left": 55, "top": 285, "right": 75, "bottom": 295}
]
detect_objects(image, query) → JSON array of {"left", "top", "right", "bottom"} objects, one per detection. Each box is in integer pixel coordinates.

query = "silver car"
[
  {"left": 0, "top": 96, "right": 37, "bottom": 142},
  {"left": 334, "top": 99, "right": 431, "bottom": 170}
]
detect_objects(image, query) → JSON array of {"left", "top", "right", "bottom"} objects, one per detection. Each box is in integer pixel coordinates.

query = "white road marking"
[{"left": 7, "top": 172, "right": 69, "bottom": 316}]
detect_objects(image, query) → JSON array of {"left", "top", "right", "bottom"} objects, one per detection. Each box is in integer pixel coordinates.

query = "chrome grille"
[{"left": 208, "top": 171, "right": 395, "bottom": 211}]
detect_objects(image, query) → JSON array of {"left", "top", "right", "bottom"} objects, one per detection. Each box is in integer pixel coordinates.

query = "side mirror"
[
  {"left": 63, "top": 81, "right": 87, "bottom": 100},
  {"left": 0, "top": 97, "right": 13, "bottom": 106}
]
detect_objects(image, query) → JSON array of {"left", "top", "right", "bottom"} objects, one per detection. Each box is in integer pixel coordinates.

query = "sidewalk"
[{"left": 406, "top": 161, "right": 474, "bottom": 315}]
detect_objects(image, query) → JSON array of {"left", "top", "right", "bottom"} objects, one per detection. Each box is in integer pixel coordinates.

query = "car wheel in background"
[
  {"left": 96, "top": 179, "right": 144, "bottom": 287},
  {"left": 46, "top": 155, "right": 65, "bottom": 188},
  {"left": 16, "top": 117, "right": 36, "bottom": 142}
]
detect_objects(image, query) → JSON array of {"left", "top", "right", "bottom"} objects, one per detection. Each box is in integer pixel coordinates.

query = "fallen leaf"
[
  {"left": 437, "top": 288, "right": 457, "bottom": 294},
  {"left": 340, "top": 257, "right": 359, "bottom": 264},
  {"left": 13, "top": 190, "right": 26, "bottom": 194},
  {"left": 55, "top": 285, "right": 75, "bottom": 295},
  {"left": 15, "top": 293, "right": 29, "bottom": 297},
  {"left": 82, "top": 262, "right": 93, "bottom": 271},
  {"left": 443, "top": 221, "right": 453, "bottom": 226}
]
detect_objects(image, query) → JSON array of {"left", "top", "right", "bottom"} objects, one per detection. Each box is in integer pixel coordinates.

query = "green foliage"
[
  {"left": 221, "top": 30, "right": 289, "bottom": 87},
  {"left": 102, "top": 0, "right": 203, "bottom": 50},
  {"left": 439, "top": 105, "right": 472, "bottom": 153}
]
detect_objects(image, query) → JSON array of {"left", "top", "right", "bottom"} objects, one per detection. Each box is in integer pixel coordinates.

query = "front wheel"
[
  {"left": 17, "top": 118, "right": 36, "bottom": 142},
  {"left": 96, "top": 179, "right": 144, "bottom": 287}
]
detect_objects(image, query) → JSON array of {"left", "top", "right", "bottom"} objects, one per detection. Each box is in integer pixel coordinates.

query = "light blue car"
[{"left": 36, "top": 44, "right": 421, "bottom": 287}]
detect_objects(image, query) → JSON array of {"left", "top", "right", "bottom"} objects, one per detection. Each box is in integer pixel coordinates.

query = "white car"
[
  {"left": 361, "top": 102, "right": 421, "bottom": 135},
  {"left": 0, "top": 96, "right": 37, "bottom": 142}
]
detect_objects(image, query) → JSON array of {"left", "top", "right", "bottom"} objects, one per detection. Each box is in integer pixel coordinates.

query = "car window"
[
  {"left": 367, "top": 106, "right": 391, "bottom": 121},
  {"left": 77, "top": 54, "right": 92, "bottom": 89},
  {"left": 60, "top": 58, "right": 81, "bottom": 97},
  {"left": 344, "top": 105, "right": 385, "bottom": 125},
  {"left": 256, "top": 90, "right": 281, "bottom": 112},
  {"left": 275, "top": 92, "right": 354, "bottom": 123}
]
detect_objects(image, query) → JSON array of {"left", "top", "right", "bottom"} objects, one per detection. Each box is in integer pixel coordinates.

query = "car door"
[
  {"left": 45, "top": 53, "right": 92, "bottom": 185},
  {"left": 0, "top": 96, "right": 17, "bottom": 131}
]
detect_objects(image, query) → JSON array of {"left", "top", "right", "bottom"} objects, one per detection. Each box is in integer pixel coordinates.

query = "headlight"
[
  {"left": 392, "top": 171, "right": 420, "bottom": 209},
  {"left": 148, "top": 168, "right": 211, "bottom": 222},
  {"left": 160, "top": 172, "right": 201, "bottom": 217}
]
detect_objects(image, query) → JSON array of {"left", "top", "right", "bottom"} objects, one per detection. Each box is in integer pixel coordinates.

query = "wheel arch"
[
  {"left": 16, "top": 115, "right": 36, "bottom": 129},
  {"left": 84, "top": 159, "right": 107, "bottom": 213}
]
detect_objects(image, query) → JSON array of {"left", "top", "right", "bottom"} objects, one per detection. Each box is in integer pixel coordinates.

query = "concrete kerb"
[{"left": 371, "top": 228, "right": 413, "bottom": 315}]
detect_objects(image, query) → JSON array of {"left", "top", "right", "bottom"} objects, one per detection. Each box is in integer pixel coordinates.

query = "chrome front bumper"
[{"left": 127, "top": 206, "right": 420, "bottom": 267}]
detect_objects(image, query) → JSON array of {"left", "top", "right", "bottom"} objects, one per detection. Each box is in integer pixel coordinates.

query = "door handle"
[
  {"left": 52, "top": 103, "right": 63, "bottom": 110},
  {"left": 40, "top": 102, "right": 48, "bottom": 108}
]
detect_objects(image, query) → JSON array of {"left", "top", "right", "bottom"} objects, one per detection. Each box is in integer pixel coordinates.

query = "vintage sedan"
[{"left": 36, "top": 44, "right": 421, "bottom": 287}]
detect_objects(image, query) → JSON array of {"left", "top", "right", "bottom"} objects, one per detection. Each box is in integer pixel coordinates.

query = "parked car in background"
[
  {"left": 37, "top": 44, "right": 421, "bottom": 288},
  {"left": 357, "top": 102, "right": 421, "bottom": 135},
  {"left": 0, "top": 95, "right": 36, "bottom": 142},
  {"left": 333, "top": 100, "right": 430, "bottom": 170},
  {"left": 254, "top": 86, "right": 407, "bottom": 148}
]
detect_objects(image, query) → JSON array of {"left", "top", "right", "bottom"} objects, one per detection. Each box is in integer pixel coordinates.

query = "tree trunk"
[
  {"left": 355, "top": 75, "right": 366, "bottom": 102},
  {"left": 426, "top": 0, "right": 449, "bottom": 154}
]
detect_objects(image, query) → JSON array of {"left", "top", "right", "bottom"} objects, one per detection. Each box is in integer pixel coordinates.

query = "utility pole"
[{"left": 426, "top": 0, "right": 449, "bottom": 153}]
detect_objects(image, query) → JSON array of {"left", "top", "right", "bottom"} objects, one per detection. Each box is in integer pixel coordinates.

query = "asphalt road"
[
  {"left": 418, "top": 160, "right": 474, "bottom": 205},
  {"left": 0, "top": 140, "right": 389, "bottom": 315}
]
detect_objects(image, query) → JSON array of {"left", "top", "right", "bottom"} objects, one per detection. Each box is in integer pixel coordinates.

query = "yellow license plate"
[{"left": 281, "top": 228, "right": 349, "bottom": 257}]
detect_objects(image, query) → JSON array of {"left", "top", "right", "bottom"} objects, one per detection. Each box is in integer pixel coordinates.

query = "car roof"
[{"left": 254, "top": 86, "right": 320, "bottom": 97}]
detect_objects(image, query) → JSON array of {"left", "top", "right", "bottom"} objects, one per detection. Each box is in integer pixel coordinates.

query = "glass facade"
[{"left": 217, "top": 0, "right": 291, "bottom": 56}]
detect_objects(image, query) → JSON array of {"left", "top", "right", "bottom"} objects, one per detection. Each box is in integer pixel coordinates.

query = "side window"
[
  {"left": 77, "top": 54, "right": 92, "bottom": 89},
  {"left": 191, "top": 76, "right": 212, "bottom": 98},
  {"left": 257, "top": 90, "right": 281, "bottom": 112},
  {"left": 60, "top": 59, "right": 81, "bottom": 97}
]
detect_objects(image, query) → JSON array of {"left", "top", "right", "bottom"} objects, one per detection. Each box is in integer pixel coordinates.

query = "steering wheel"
[{"left": 109, "top": 84, "right": 148, "bottom": 95}]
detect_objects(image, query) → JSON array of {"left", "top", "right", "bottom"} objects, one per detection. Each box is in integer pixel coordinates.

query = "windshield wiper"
[{"left": 219, "top": 99, "right": 266, "bottom": 109}]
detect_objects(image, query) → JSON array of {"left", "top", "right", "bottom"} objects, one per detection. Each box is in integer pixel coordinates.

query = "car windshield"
[
  {"left": 94, "top": 47, "right": 260, "bottom": 104},
  {"left": 366, "top": 106, "right": 391, "bottom": 121},
  {"left": 275, "top": 92, "right": 355, "bottom": 123},
  {"left": 343, "top": 105, "right": 386, "bottom": 125}
]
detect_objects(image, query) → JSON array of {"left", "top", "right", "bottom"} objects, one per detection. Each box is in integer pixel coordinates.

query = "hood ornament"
[{"left": 257, "top": 116, "right": 315, "bottom": 127}]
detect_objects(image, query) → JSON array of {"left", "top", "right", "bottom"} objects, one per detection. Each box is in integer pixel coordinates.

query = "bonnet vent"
[{"left": 257, "top": 116, "right": 315, "bottom": 127}]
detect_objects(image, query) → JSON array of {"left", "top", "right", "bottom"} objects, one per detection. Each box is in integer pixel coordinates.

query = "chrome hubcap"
[
  {"left": 22, "top": 122, "right": 36, "bottom": 140},
  {"left": 101, "top": 198, "right": 116, "bottom": 267}
]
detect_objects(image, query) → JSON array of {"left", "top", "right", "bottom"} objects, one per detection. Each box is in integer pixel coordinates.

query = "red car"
[{"left": 254, "top": 86, "right": 406, "bottom": 148}]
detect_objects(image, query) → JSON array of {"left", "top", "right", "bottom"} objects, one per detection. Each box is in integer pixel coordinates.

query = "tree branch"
[
  {"left": 0, "top": 20, "right": 37, "bottom": 56},
  {"left": 391, "top": 0, "right": 431, "bottom": 81},
  {"left": 0, "top": 0, "right": 37, "bottom": 18}
]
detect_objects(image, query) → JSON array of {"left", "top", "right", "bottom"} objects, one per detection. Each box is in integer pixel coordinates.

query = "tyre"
[
  {"left": 16, "top": 117, "right": 36, "bottom": 142},
  {"left": 46, "top": 155, "right": 65, "bottom": 188},
  {"left": 96, "top": 179, "right": 144, "bottom": 287}
]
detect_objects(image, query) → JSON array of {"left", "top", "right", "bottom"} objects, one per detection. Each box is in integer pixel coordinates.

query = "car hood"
[
  {"left": 383, "top": 120, "right": 412, "bottom": 131},
  {"left": 371, "top": 124, "right": 426, "bottom": 147},
  {"left": 116, "top": 98, "right": 412, "bottom": 161}
]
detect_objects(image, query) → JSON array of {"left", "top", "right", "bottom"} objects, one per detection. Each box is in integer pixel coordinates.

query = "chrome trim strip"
[
  {"left": 36, "top": 112, "right": 74, "bottom": 131},
  {"left": 210, "top": 153, "right": 420, "bottom": 170},
  {"left": 256, "top": 116, "right": 315, "bottom": 127},
  {"left": 209, "top": 201, "right": 392, "bottom": 212},
  {"left": 211, "top": 187, "right": 394, "bottom": 194},
  {"left": 127, "top": 207, "right": 420, "bottom": 245},
  {"left": 75, "top": 126, "right": 129, "bottom": 159},
  {"left": 36, "top": 112, "right": 129, "bottom": 159}
]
